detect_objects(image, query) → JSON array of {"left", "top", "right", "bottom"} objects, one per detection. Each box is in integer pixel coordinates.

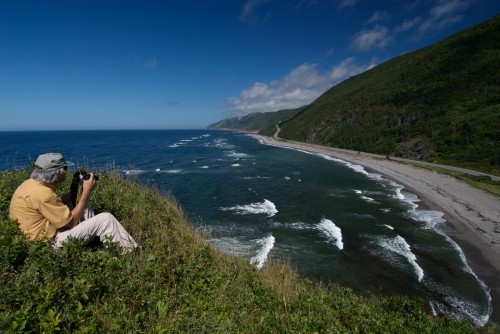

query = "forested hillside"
[
  {"left": 210, "top": 15, "right": 499, "bottom": 174},
  {"left": 279, "top": 15, "right": 499, "bottom": 173},
  {"left": 207, "top": 107, "right": 303, "bottom": 132}
]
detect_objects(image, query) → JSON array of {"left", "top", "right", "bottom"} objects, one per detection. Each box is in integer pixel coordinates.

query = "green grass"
[{"left": 1, "top": 169, "right": 497, "bottom": 333}]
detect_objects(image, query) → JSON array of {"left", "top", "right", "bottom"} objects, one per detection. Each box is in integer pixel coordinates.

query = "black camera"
[{"left": 83, "top": 173, "right": 99, "bottom": 181}]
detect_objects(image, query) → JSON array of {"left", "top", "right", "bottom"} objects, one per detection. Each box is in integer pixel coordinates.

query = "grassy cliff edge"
[{"left": 0, "top": 169, "right": 493, "bottom": 333}]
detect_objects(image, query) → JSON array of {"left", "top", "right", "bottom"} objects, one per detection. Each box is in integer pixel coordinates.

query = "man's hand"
[
  {"left": 70, "top": 173, "right": 97, "bottom": 226},
  {"left": 81, "top": 173, "right": 97, "bottom": 193}
]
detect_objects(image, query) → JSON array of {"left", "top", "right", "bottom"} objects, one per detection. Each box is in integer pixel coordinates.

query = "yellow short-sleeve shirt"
[{"left": 9, "top": 179, "right": 72, "bottom": 241}]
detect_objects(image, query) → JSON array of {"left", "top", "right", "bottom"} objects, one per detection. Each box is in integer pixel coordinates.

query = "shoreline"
[{"left": 249, "top": 134, "right": 500, "bottom": 324}]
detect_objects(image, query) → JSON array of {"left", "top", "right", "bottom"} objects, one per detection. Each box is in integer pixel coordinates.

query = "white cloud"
[
  {"left": 227, "top": 59, "right": 375, "bottom": 115},
  {"left": 395, "top": 17, "right": 422, "bottom": 33},
  {"left": 240, "top": 0, "right": 271, "bottom": 23},
  {"left": 367, "top": 10, "right": 391, "bottom": 24},
  {"left": 431, "top": 0, "right": 471, "bottom": 18},
  {"left": 338, "top": 0, "right": 359, "bottom": 9},
  {"left": 415, "top": 0, "right": 471, "bottom": 36},
  {"left": 350, "top": 25, "right": 391, "bottom": 51}
]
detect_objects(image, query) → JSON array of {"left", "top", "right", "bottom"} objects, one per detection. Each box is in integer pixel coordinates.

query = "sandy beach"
[{"left": 251, "top": 134, "right": 500, "bottom": 323}]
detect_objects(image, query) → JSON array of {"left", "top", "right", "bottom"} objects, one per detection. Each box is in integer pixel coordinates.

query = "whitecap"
[
  {"left": 284, "top": 176, "right": 291, "bottom": 181},
  {"left": 391, "top": 184, "right": 419, "bottom": 210},
  {"left": 231, "top": 164, "right": 241, "bottom": 167},
  {"left": 424, "top": 278, "right": 491, "bottom": 327},
  {"left": 318, "top": 218, "right": 343, "bottom": 250},
  {"left": 155, "top": 168, "right": 161, "bottom": 172},
  {"left": 243, "top": 176, "right": 270, "bottom": 180},
  {"left": 409, "top": 210, "right": 446, "bottom": 229},
  {"left": 165, "top": 169, "right": 182, "bottom": 174},
  {"left": 226, "top": 151, "right": 249, "bottom": 158},
  {"left": 394, "top": 182, "right": 492, "bottom": 322},
  {"left": 199, "top": 166, "right": 209, "bottom": 169},
  {"left": 250, "top": 234, "right": 275, "bottom": 269},
  {"left": 360, "top": 195, "right": 376, "bottom": 202},
  {"left": 315, "top": 153, "right": 383, "bottom": 180},
  {"left": 220, "top": 199, "right": 278, "bottom": 217},
  {"left": 377, "top": 235, "right": 424, "bottom": 282},
  {"left": 124, "top": 169, "right": 146, "bottom": 175}
]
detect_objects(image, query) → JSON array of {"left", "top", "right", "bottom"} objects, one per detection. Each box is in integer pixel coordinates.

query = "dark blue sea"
[{"left": 0, "top": 129, "right": 492, "bottom": 325}]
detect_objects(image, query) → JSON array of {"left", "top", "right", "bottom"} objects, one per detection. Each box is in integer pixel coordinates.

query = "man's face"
[{"left": 56, "top": 167, "right": 67, "bottom": 184}]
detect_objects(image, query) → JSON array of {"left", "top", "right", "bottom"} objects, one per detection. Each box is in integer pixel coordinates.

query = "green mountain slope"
[
  {"left": 207, "top": 107, "right": 304, "bottom": 132},
  {"left": 278, "top": 15, "right": 499, "bottom": 174},
  {"left": 209, "top": 15, "right": 499, "bottom": 174}
]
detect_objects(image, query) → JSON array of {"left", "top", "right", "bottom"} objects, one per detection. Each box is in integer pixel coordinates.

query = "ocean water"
[{"left": 0, "top": 129, "right": 492, "bottom": 325}]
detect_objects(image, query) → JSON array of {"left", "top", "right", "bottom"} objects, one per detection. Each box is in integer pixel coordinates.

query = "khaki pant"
[{"left": 52, "top": 205, "right": 137, "bottom": 254}]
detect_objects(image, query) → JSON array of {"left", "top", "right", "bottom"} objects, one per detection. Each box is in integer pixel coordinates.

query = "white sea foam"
[
  {"left": 231, "top": 163, "right": 241, "bottom": 167},
  {"left": 382, "top": 224, "right": 395, "bottom": 230},
  {"left": 315, "top": 153, "right": 384, "bottom": 181},
  {"left": 165, "top": 169, "right": 182, "bottom": 174},
  {"left": 199, "top": 165, "right": 209, "bottom": 169},
  {"left": 209, "top": 237, "right": 254, "bottom": 258},
  {"left": 226, "top": 151, "right": 249, "bottom": 158},
  {"left": 389, "top": 177, "right": 492, "bottom": 323},
  {"left": 410, "top": 210, "right": 446, "bottom": 229},
  {"left": 255, "top": 133, "right": 490, "bottom": 324},
  {"left": 377, "top": 235, "right": 424, "bottom": 282},
  {"left": 354, "top": 189, "right": 379, "bottom": 204},
  {"left": 424, "top": 279, "right": 491, "bottom": 326},
  {"left": 220, "top": 199, "right": 278, "bottom": 217},
  {"left": 243, "top": 176, "right": 270, "bottom": 180},
  {"left": 124, "top": 169, "right": 146, "bottom": 175},
  {"left": 202, "top": 138, "right": 235, "bottom": 149},
  {"left": 360, "top": 195, "right": 376, "bottom": 203},
  {"left": 155, "top": 168, "right": 161, "bottom": 172},
  {"left": 250, "top": 234, "right": 275, "bottom": 269},
  {"left": 284, "top": 176, "right": 291, "bottom": 181},
  {"left": 318, "top": 219, "right": 343, "bottom": 250},
  {"left": 287, "top": 222, "right": 314, "bottom": 230},
  {"left": 419, "top": 216, "right": 492, "bottom": 326}
]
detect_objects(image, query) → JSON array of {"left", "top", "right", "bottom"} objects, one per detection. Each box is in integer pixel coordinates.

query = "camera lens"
[{"left": 83, "top": 173, "right": 98, "bottom": 181}]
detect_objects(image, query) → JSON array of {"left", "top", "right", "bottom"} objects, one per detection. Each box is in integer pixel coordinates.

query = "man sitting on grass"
[{"left": 9, "top": 153, "right": 137, "bottom": 254}]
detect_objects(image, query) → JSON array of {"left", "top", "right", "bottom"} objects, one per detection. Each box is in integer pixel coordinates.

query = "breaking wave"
[
  {"left": 250, "top": 234, "right": 275, "bottom": 269},
  {"left": 318, "top": 218, "right": 343, "bottom": 250},
  {"left": 376, "top": 235, "right": 424, "bottom": 282},
  {"left": 220, "top": 199, "right": 278, "bottom": 217}
]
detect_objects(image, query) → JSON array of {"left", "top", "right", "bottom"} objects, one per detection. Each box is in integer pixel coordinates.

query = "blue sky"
[{"left": 1, "top": 0, "right": 498, "bottom": 130}]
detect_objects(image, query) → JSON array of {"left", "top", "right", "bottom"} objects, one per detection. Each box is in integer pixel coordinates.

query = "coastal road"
[{"left": 271, "top": 124, "right": 499, "bottom": 182}]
